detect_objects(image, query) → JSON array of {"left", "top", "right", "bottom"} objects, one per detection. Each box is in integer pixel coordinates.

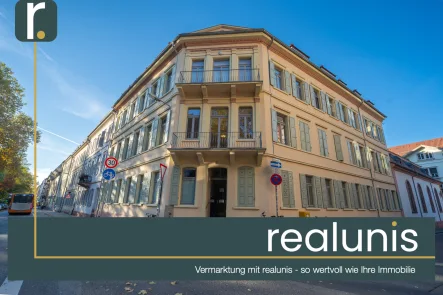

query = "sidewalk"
[{"left": 37, "top": 209, "right": 72, "bottom": 218}]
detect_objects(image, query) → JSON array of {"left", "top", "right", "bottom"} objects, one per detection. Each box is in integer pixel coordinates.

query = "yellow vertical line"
[{"left": 34, "top": 42, "right": 37, "bottom": 258}]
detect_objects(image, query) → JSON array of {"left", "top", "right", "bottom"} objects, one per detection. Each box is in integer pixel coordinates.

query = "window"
[
  {"left": 123, "top": 177, "right": 131, "bottom": 203},
  {"left": 333, "top": 134, "right": 344, "bottom": 161},
  {"left": 164, "top": 68, "right": 174, "bottom": 93},
  {"left": 418, "top": 153, "right": 424, "bottom": 160},
  {"left": 213, "top": 59, "right": 230, "bottom": 82},
  {"left": 359, "top": 145, "right": 367, "bottom": 168},
  {"left": 132, "top": 129, "right": 141, "bottom": 156},
  {"left": 378, "top": 189, "right": 387, "bottom": 211},
  {"left": 276, "top": 113, "right": 287, "bottom": 144},
  {"left": 115, "top": 141, "right": 122, "bottom": 161},
  {"left": 371, "top": 151, "right": 380, "bottom": 172},
  {"left": 157, "top": 116, "right": 168, "bottom": 145},
  {"left": 406, "top": 181, "right": 418, "bottom": 213},
  {"left": 191, "top": 60, "right": 204, "bottom": 83},
  {"left": 122, "top": 109, "right": 128, "bottom": 126},
  {"left": 347, "top": 141, "right": 357, "bottom": 165},
  {"left": 429, "top": 167, "right": 439, "bottom": 177},
  {"left": 122, "top": 137, "right": 130, "bottom": 160},
  {"left": 306, "top": 176, "right": 315, "bottom": 207},
  {"left": 325, "top": 179, "right": 334, "bottom": 208},
  {"left": 366, "top": 186, "right": 374, "bottom": 209},
  {"left": 342, "top": 182, "right": 350, "bottom": 208},
  {"left": 434, "top": 188, "right": 443, "bottom": 213},
  {"left": 180, "top": 168, "right": 196, "bottom": 205},
  {"left": 327, "top": 96, "right": 336, "bottom": 117},
  {"left": 364, "top": 119, "right": 372, "bottom": 137},
  {"left": 273, "top": 67, "right": 283, "bottom": 90},
  {"left": 239, "top": 58, "right": 252, "bottom": 81},
  {"left": 427, "top": 186, "right": 436, "bottom": 213},
  {"left": 239, "top": 107, "right": 253, "bottom": 139},
  {"left": 356, "top": 184, "right": 364, "bottom": 209},
  {"left": 135, "top": 174, "right": 144, "bottom": 204},
  {"left": 138, "top": 92, "right": 146, "bottom": 114},
  {"left": 186, "top": 109, "right": 200, "bottom": 139},
  {"left": 299, "top": 121, "right": 311, "bottom": 152},
  {"left": 98, "top": 131, "right": 105, "bottom": 148},
  {"left": 337, "top": 103, "right": 348, "bottom": 123},
  {"left": 348, "top": 109, "right": 356, "bottom": 128},
  {"left": 149, "top": 171, "right": 160, "bottom": 204},
  {"left": 115, "top": 179, "right": 122, "bottom": 203},
  {"left": 318, "top": 129, "right": 328, "bottom": 157},
  {"left": 142, "top": 124, "right": 152, "bottom": 151},
  {"left": 129, "top": 101, "right": 136, "bottom": 121},
  {"left": 295, "top": 78, "right": 303, "bottom": 99},
  {"left": 417, "top": 184, "right": 428, "bottom": 213},
  {"left": 311, "top": 88, "right": 321, "bottom": 110}
]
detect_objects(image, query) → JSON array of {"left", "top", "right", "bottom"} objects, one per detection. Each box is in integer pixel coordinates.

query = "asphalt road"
[{"left": 0, "top": 209, "right": 442, "bottom": 294}]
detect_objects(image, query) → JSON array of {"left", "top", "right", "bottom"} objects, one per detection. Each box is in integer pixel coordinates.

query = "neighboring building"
[
  {"left": 97, "top": 24, "right": 400, "bottom": 218},
  {"left": 389, "top": 137, "right": 443, "bottom": 183},
  {"left": 390, "top": 152, "right": 443, "bottom": 222}
]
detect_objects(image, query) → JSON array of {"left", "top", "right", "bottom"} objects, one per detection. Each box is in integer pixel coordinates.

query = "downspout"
[
  {"left": 267, "top": 36, "right": 275, "bottom": 156},
  {"left": 357, "top": 99, "right": 380, "bottom": 217},
  {"left": 411, "top": 175, "right": 424, "bottom": 217}
]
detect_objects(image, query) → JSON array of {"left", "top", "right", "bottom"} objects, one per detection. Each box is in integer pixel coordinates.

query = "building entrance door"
[
  {"left": 210, "top": 108, "right": 229, "bottom": 148},
  {"left": 209, "top": 168, "right": 227, "bottom": 217}
]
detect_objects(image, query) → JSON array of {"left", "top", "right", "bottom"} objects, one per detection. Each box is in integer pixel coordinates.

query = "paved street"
[{"left": 0, "top": 209, "right": 442, "bottom": 294}]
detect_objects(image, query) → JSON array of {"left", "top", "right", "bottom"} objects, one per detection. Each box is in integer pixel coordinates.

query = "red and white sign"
[
  {"left": 160, "top": 164, "right": 167, "bottom": 181},
  {"left": 104, "top": 157, "right": 118, "bottom": 169},
  {"left": 270, "top": 174, "right": 282, "bottom": 186}
]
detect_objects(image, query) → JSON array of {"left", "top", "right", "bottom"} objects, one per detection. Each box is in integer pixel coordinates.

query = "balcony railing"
[
  {"left": 171, "top": 132, "right": 262, "bottom": 149},
  {"left": 178, "top": 69, "right": 261, "bottom": 84}
]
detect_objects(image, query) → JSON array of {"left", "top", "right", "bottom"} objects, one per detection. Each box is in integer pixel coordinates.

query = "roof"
[
  {"left": 389, "top": 137, "right": 443, "bottom": 156},
  {"left": 389, "top": 152, "right": 442, "bottom": 184},
  {"left": 112, "top": 24, "right": 387, "bottom": 119}
]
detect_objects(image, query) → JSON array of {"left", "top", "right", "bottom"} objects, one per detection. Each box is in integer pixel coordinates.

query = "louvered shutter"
[
  {"left": 353, "top": 142, "right": 362, "bottom": 166},
  {"left": 245, "top": 167, "right": 255, "bottom": 207},
  {"left": 310, "top": 85, "right": 316, "bottom": 107},
  {"left": 335, "top": 101, "right": 341, "bottom": 120},
  {"left": 170, "top": 65, "right": 176, "bottom": 91},
  {"left": 282, "top": 170, "right": 291, "bottom": 208},
  {"left": 321, "top": 178, "right": 329, "bottom": 208},
  {"left": 238, "top": 167, "right": 254, "bottom": 207},
  {"left": 376, "top": 153, "right": 383, "bottom": 173},
  {"left": 284, "top": 71, "right": 292, "bottom": 94},
  {"left": 305, "top": 123, "right": 312, "bottom": 152},
  {"left": 314, "top": 176, "right": 323, "bottom": 208},
  {"left": 145, "top": 89, "right": 151, "bottom": 108},
  {"left": 337, "top": 180, "right": 345, "bottom": 209},
  {"left": 369, "top": 187, "right": 377, "bottom": 209},
  {"left": 333, "top": 134, "right": 344, "bottom": 161},
  {"left": 137, "top": 127, "right": 145, "bottom": 154},
  {"left": 288, "top": 171, "right": 295, "bottom": 208},
  {"left": 269, "top": 61, "right": 276, "bottom": 86},
  {"left": 320, "top": 91, "right": 328, "bottom": 112},
  {"left": 291, "top": 74, "right": 297, "bottom": 97},
  {"left": 303, "top": 82, "right": 311, "bottom": 104},
  {"left": 128, "top": 176, "right": 137, "bottom": 204},
  {"left": 271, "top": 110, "right": 278, "bottom": 142},
  {"left": 356, "top": 114, "right": 363, "bottom": 131},
  {"left": 163, "top": 110, "right": 171, "bottom": 144},
  {"left": 326, "top": 94, "right": 332, "bottom": 115},
  {"left": 386, "top": 190, "right": 393, "bottom": 211},
  {"left": 169, "top": 166, "right": 181, "bottom": 205},
  {"left": 150, "top": 118, "right": 159, "bottom": 148},
  {"left": 289, "top": 117, "right": 297, "bottom": 148},
  {"left": 300, "top": 174, "right": 308, "bottom": 208},
  {"left": 346, "top": 183, "right": 354, "bottom": 209},
  {"left": 139, "top": 173, "right": 151, "bottom": 204}
]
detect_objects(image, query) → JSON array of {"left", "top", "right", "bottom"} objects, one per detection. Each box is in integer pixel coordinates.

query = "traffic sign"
[
  {"left": 104, "top": 157, "right": 118, "bottom": 169},
  {"left": 102, "top": 168, "right": 116, "bottom": 181},
  {"left": 270, "top": 160, "right": 282, "bottom": 169},
  {"left": 270, "top": 174, "right": 282, "bottom": 186}
]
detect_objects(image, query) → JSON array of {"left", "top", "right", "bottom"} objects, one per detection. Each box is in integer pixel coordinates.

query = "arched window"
[
  {"left": 238, "top": 166, "right": 255, "bottom": 207},
  {"left": 433, "top": 188, "right": 443, "bottom": 213},
  {"left": 417, "top": 184, "right": 428, "bottom": 213},
  {"left": 427, "top": 186, "right": 436, "bottom": 213},
  {"left": 406, "top": 181, "right": 418, "bottom": 213}
]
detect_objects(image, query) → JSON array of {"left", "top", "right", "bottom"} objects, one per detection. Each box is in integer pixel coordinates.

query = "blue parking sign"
[{"left": 102, "top": 168, "right": 116, "bottom": 181}]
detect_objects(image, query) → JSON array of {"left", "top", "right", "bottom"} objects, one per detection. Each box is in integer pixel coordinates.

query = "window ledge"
[
  {"left": 122, "top": 203, "right": 130, "bottom": 206},
  {"left": 271, "top": 85, "right": 289, "bottom": 96},
  {"left": 369, "top": 209, "right": 378, "bottom": 211},
  {"left": 357, "top": 209, "right": 366, "bottom": 211},
  {"left": 232, "top": 207, "right": 260, "bottom": 210},
  {"left": 145, "top": 204, "right": 157, "bottom": 207},
  {"left": 305, "top": 207, "right": 321, "bottom": 211},
  {"left": 132, "top": 204, "right": 143, "bottom": 207},
  {"left": 175, "top": 205, "right": 199, "bottom": 209},
  {"left": 326, "top": 208, "right": 339, "bottom": 211},
  {"left": 343, "top": 208, "right": 353, "bottom": 211},
  {"left": 280, "top": 207, "right": 299, "bottom": 210}
]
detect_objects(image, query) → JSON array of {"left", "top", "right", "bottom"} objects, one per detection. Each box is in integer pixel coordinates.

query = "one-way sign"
[{"left": 270, "top": 160, "right": 282, "bottom": 169}]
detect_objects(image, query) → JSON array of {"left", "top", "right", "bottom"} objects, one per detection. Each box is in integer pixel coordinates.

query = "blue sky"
[{"left": 0, "top": 0, "right": 442, "bottom": 183}]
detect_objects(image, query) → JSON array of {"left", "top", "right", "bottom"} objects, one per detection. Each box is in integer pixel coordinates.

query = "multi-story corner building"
[
  {"left": 390, "top": 152, "right": 443, "bottom": 222},
  {"left": 94, "top": 24, "right": 401, "bottom": 218},
  {"left": 390, "top": 137, "right": 443, "bottom": 183}
]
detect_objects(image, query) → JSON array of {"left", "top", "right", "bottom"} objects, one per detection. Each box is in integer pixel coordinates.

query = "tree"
[{"left": 0, "top": 61, "right": 40, "bottom": 198}]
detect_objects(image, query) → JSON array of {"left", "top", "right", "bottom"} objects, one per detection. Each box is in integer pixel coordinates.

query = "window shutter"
[
  {"left": 337, "top": 181, "right": 345, "bottom": 209},
  {"left": 237, "top": 167, "right": 254, "bottom": 207},
  {"left": 125, "top": 108, "right": 130, "bottom": 125},
  {"left": 137, "top": 127, "right": 145, "bottom": 154},
  {"left": 384, "top": 155, "right": 392, "bottom": 176},
  {"left": 289, "top": 117, "right": 297, "bottom": 148},
  {"left": 126, "top": 134, "right": 134, "bottom": 159},
  {"left": 333, "top": 134, "right": 343, "bottom": 161},
  {"left": 300, "top": 174, "right": 308, "bottom": 208},
  {"left": 170, "top": 65, "right": 176, "bottom": 90},
  {"left": 347, "top": 108, "right": 353, "bottom": 126},
  {"left": 347, "top": 183, "right": 354, "bottom": 209},
  {"left": 271, "top": 110, "right": 278, "bottom": 142},
  {"left": 145, "top": 89, "right": 151, "bottom": 108},
  {"left": 335, "top": 101, "right": 341, "bottom": 120},
  {"left": 128, "top": 175, "right": 137, "bottom": 204},
  {"left": 394, "top": 191, "right": 401, "bottom": 210},
  {"left": 303, "top": 82, "right": 311, "bottom": 104},
  {"left": 305, "top": 123, "right": 311, "bottom": 152},
  {"left": 284, "top": 71, "right": 292, "bottom": 94},
  {"left": 320, "top": 91, "right": 327, "bottom": 112},
  {"left": 118, "top": 179, "right": 126, "bottom": 203},
  {"left": 370, "top": 187, "right": 377, "bottom": 209},
  {"left": 386, "top": 190, "right": 393, "bottom": 211},
  {"left": 362, "top": 186, "right": 369, "bottom": 209},
  {"left": 314, "top": 176, "right": 323, "bottom": 208},
  {"left": 353, "top": 142, "right": 362, "bottom": 166},
  {"left": 325, "top": 94, "right": 332, "bottom": 115},
  {"left": 356, "top": 113, "right": 362, "bottom": 131},
  {"left": 134, "top": 98, "right": 140, "bottom": 117},
  {"left": 351, "top": 184, "right": 359, "bottom": 208},
  {"left": 168, "top": 166, "right": 181, "bottom": 205},
  {"left": 291, "top": 74, "right": 297, "bottom": 97},
  {"left": 163, "top": 110, "right": 171, "bottom": 144},
  {"left": 288, "top": 171, "right": 295, "bottom": 208},
  {"left": 281, "top": 170, "right": 290, "bottom": 208},
  {"left": 150, "top": 118, "right": 159, "bottom": 148},
  {"left": 269, "top": 61, "right": 276, "bottom": 86},
  {"left": 321, "top": 178, "right": 329, "bottom": 208},
  {"left": 139, "top": 173, "right": 151, "bottom": 204},
  {"left": 376, "top": 153, "right": 382, "bottom": 173},
  {"left": 310, "top": 85, "right": 316, "bottom": 107}
]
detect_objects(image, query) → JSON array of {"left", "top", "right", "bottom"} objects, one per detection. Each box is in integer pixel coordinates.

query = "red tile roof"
[{"left": 389, "top": 137, "right": 443, "bottom": 156}]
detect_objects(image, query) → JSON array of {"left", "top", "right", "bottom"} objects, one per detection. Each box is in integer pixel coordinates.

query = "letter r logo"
[{"left": 15, "top": 0, "right": 57, "bottom": 42}]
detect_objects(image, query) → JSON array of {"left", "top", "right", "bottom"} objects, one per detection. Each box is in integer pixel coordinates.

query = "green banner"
[{"left": 9, "top": 217, "right": 435, "bottom": 280}]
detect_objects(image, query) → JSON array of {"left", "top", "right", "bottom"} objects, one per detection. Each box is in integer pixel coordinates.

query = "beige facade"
[{"left": 90, "top": 25, "right": 401, "bottom": 218}]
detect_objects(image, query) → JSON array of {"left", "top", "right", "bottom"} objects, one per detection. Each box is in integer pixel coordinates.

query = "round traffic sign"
[
  {"left": 270, "top": 174, "right": 282, "bottom": 186},
  {"left": 102, "top": 168, "right": 116, "bottom": 181},
  {"left": 104, "top": 157, "right": 118, "bottom": 168}
]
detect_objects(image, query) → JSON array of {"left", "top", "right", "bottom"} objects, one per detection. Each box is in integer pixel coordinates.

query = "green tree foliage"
[{"left": 0, "top": 61, "right": 40, "bottom": 198}]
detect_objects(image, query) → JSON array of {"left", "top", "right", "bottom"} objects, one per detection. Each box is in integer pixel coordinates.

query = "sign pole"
[{"left": 275, "top": 185, "right": 279, "bottom": 217}]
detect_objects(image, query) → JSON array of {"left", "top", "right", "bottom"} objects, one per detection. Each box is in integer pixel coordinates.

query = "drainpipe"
[
  {"left": 411, "top": 176, "right": 424, "bottom": 217},
  {"left": 267, "top": 36, "right": 275, "bottom": 156},
  {"left": 357, "top": 100, "right": 380, "bottom": 217}
]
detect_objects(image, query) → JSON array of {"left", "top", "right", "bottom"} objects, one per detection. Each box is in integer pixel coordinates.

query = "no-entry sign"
[
  {"left": 104, "top": 157, "right": 118, "bottom": 169},
  {"left": 270, "top": 174, "right": 282, "bottom": 186}
]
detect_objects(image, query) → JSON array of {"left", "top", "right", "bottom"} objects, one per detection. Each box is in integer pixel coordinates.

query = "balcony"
[
  {"left": 176, "top": 69, "right": 262, "bottom": 100},
  {"left": 168, "top": 132, "right": 265, "bottom": 166}
]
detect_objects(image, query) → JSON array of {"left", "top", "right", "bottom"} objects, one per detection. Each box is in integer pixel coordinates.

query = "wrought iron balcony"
[
  {"left": 170, "top": 132, "right": 262, "bottom": 150},
  {"left": 178, "top": 69, "right": 261, "bottom": 84}
]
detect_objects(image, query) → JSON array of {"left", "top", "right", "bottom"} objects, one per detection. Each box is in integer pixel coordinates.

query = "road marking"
[{"left": 0, "top": 277, "right": 23, "bottom": 295}]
